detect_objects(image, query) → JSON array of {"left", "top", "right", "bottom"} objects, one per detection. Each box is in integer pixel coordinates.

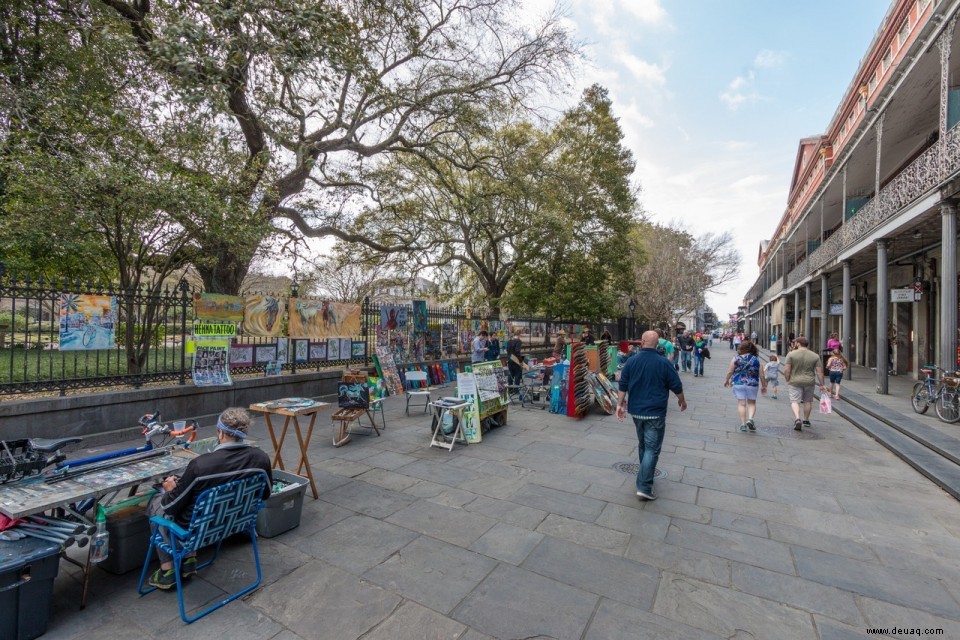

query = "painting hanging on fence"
[
  {"left": 255, "top": 344, "right": 278, "bottom": 364},
  {"left": 194, "top": 293, "right": 245, "bottom": 322},
  {"left": 244, "top": 294, "right": 284, "bottom": 337},
  {"left": 309, "top": 341, "right": 327, "bottom": 361},
  {"left": 288, "top": 298, "right": 361, "bottom": 338},
  {"left": 58, "top": 293, "right": 117, "bottom": 351},
  {"left": 351, "top": 341, "right": 366, "bottom": 358},
  {"left": 328, "top": 338, "right": 341, "bottom": 361},
  {"left": 229, "top": 344, "right": 254, "bottom": 367},
  {"left": 294, "top": 339, "right": 309, "bottom": 363},
  {"left": 193, "top": 338, "right": 232, "bottom": 387},
  {"left": 339, "top": 338, "right": 353, "bottom": 359},
  {"left": 412, "top": 300, "right": 428, "bottom": 333},
  {"left": 379, "top": 304, "right": 408, "bottom": 332},
  {"left": 276, "top": 337, "right": 289, "bottom": 364}
]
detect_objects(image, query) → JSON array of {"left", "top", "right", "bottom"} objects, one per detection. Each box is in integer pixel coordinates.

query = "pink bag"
[{"left": 819, "top": 394, "right": 832, "bottom": 414}]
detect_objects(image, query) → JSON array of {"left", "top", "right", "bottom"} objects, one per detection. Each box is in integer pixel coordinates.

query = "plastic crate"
[
  {"left": 0, "top": 536, "right": 61, "bottom": 640},
  {"left": 99, "top": 505, "right": 153, "bottom": 575},
  {"left": 256, "top": 469, "right": 308, "bottom": 538}
]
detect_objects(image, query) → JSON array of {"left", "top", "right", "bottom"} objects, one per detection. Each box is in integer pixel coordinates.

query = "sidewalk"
[{"left": 38, "top": 354, "right": 960, "bottom": 639}]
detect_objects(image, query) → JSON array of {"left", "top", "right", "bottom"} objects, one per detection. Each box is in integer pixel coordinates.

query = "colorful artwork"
[
  {"left": 340, "top": 338, "right": 353, "bottom": 359},
  {"left": 193, "top": 338, "right": 232, "bottom": 387},
  {"left": 264, "top": 360, "right": 282, "bottom": 376},
  {"left": 351, "top": 341, "right": 367, "bottom": 358},
  {"left": 58, "top": 293, "right": 117, "bottom": 351},
  {"left": 244, "top": 294, "right": 284, "bottom": 337},
  {"left": 229, "top": 344, "right": 254, "bottom": 367},
  {"left": 288, "top": 298, "right": 361, "bottom": 338},
  {"left": 276, "top": 338, "right": 289, "bottom": 364},
  {"left": 194, "top": 293, "right": 244, "bottom": 322},
  {"left": 337, "top": 382, "right": 370, "bottom": 409},
  {"left": 309, "top": 342, "right": 327, "bottom": 361},
  {"left": 328, "top": 338, "right": 341, "bottom": 360},
  {"left": 294, "top": 339, "right": 309, "bottom": 363},
  {"left": 456, "top": 372, "right": 482, "bottom": 444},
  {"left": 412, "top": 300, "right": 428, "bottom": 333},
  {"left": 375, "top": 345, "right": 404, "bottom": 396},
  {"left": 379, "top": 304, "right": 408, "bottom": 332}
]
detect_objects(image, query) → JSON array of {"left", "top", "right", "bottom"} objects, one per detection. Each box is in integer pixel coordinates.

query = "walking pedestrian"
[
  {"left": 826, "top": 333, "right": 842, "bottom": 352},
  {"left": 678, "top": 330, "right": 694, "bottom": 372},
  {"left": 784, "top": 336, "right": 827, "bottom": 431},
  {"left": 723, "top": 340, "right": 766, "bottom": 432},
  {"left": 616, "top": 330, "right": 686, "bottom": 501},
  {"left": 764, "top": 354, "right": 782, "bottom": 399},
  {"left": 826, "top": 349, "right": 848, "bottom": 400},
  {"left": 692, "top": 333, "right": 709, "bottom": 377},
  {"left": 656, "top": 328, "right": 674, "bottom": 360}
]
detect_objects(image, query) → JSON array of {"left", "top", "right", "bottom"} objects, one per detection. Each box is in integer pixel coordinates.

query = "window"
[
  {"left": 882, "top": 48, "right": 893, "bottom": 73},
  {"left": 899, "top": 20, "right": 911, "bottom": 48},
  {"left": 920, "top": 0, "right": 931, "bottom": 12},
  {"left": 869, "top": 76, "right": 878, "bottom": 94}
]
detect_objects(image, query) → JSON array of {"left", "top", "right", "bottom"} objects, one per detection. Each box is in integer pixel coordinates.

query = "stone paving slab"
[{"left": 39, "top": 354, "right": 960, "bottom": 639}]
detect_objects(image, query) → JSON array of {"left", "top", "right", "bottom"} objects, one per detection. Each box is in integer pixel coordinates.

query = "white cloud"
[
  {"left": 619, "top": 52, "right": 667, "bottom": 86},
  {"left": 618, "top": 0, "right": 667, "bottom": 25},
  {"left": 720, "top": 71, "right": 764, "bottom": 110},
  {"left": 754, "top": 49, "right": 787, "bottom": 69}
]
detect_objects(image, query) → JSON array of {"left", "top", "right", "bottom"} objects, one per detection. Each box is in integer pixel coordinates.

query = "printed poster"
[
  {"left": 58, "top": 293, "right": 117, "bottom": 351},
  {"left": 244, "top": 294, "right": 284, "bottom": 337},
  {"left": 456, "top": 372, "right": 482, "bottom": 444},
  {"left": 193, "top": 338, "right": 232, "bottom": 387},
  {"left": 194, "top": 293, "right": 244, "bottom": 322},
  {"left": 379, "top": 304, "right": 409, "bottom": 332},
  {"left": 288, "top": 298, "right": 361, "bottom": 338},
  {"left": 412, "top": 300, "right": 428, "bottom": 333}
]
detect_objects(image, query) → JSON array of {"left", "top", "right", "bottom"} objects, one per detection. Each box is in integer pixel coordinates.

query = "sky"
[{"left": 537, "top": 0, "right": 893, "bottom": 321}]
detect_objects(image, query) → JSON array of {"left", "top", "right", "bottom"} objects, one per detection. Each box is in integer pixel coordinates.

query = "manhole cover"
[
  {"left": 613, "top": 462, "right": 665, "bottom": 479},
  {"left": 756, "top": 426, "right": 824, "bottom": 440}
]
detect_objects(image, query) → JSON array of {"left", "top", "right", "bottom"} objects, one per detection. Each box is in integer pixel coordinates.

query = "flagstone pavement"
[{"left": 42, "top": 351, "right": 960, "bottom": 639}]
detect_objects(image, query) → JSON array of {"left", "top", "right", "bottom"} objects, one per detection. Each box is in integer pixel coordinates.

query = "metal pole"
[
  {"left": 941, "top": 203, "right": 958, "bottom": 372},
  {"left": 803, "top": 284, "right": 811, "bottom": 341},
  {"left": 877, "top": 239, "right": 889, "bottom": 394},
  {"left": 842, "top": 261, "right": 852, "bottom": 380},
  {"left": 820, "top": 274, "right": 829, "bottom": 354}
]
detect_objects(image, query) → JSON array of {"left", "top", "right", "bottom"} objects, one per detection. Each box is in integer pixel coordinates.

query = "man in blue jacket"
[{"left": 615, "top": 330, "right": 686, "bottom": 500}]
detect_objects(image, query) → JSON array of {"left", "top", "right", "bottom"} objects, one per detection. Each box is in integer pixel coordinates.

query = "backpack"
[{"left": 656, "top": 344, "right": 666, "bottom": 357}]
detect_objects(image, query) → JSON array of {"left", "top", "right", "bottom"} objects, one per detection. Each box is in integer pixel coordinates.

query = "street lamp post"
[{"left": 628, "top": 298, "right": 636, "bottom": 339}]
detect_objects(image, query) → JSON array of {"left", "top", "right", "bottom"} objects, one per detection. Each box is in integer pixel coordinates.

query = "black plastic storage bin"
[
  {"left": 99, "top": 506, "right": 153, "bottom": 575},
  {"left": 0, "top": 536, "right": 61, "bottom": 640}
]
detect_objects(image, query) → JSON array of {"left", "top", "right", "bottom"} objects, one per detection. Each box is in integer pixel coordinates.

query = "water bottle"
[{"left": 89, "top": 505, "right": 109, "bottom": 563}]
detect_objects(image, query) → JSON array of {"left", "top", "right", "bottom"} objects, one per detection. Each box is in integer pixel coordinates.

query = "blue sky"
[{"left": 545, "top": 0, "right": 893, "bottom": 320}]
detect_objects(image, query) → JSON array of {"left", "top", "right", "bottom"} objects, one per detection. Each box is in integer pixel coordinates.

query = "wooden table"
[{"left": 249, "top": 399, "right": 331, "bottom": 499}]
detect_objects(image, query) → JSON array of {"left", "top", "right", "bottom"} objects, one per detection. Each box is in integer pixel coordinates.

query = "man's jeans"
[
  {"left": 632, "top": 416, "right": 666, "bottom": 494},
  {"left": 680, "top": 350, "right": 692, "bottom": 371}
]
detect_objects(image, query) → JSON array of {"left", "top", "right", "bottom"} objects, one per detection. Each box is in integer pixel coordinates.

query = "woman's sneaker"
[
  {"left": 739, "top": 424, "right": 747, "bottom": 432},
  {"left": 747, "top": 419, "right": 756, "bottom": 431}
]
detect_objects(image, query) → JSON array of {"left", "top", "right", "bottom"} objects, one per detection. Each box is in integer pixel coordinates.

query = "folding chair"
[
  {"left": 137, "top": 471, "right": 269, "bottom": 623},
  {"left": 404, "top": 370, "right": 432, "bottom": 414}
]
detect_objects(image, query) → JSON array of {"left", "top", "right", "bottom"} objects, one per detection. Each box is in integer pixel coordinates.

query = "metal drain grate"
[
  {"left": 613, "top": 462, "right": 665, "bottom": 479},
  {"left": 756, "top": 426, "right": 823, "bottom": 440}
]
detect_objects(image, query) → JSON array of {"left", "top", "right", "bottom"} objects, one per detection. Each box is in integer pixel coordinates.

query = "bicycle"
[
  {"left": 936, "top": 372, "right": 960, "bottom": 423},
  {"left": 911, "top": 365, "right": 942, "bottom": 414}
]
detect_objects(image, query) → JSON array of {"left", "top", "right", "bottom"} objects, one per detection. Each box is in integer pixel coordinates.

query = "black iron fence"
[{"left": 0, "top": 273, "right": 625, "bottom": 397}]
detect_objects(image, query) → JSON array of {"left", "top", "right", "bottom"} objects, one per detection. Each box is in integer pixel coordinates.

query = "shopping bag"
[{"left": 819, "top": 394, "right": 832, "bottom": 414}]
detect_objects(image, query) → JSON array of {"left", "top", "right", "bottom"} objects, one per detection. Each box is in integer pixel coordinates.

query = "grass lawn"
[{"left": 0, "top": 346, "right": 186, "bottom": 384}]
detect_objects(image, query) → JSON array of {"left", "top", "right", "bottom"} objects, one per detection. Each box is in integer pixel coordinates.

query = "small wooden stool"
[{"left": 331, "top": 407, "right": 380, "bottom": 447}]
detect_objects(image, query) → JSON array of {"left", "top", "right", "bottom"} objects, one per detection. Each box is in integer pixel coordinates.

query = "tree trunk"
[{"left": 195, "top": 244, "right": 255, "bottom": 295}]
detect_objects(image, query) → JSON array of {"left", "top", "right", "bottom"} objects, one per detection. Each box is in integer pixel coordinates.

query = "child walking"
[
  {"left": 826, "top": 349, "right": 848, "bottom": 399},
  {"left": 764, "top": 355, "right": 781, "bottom": 399}
]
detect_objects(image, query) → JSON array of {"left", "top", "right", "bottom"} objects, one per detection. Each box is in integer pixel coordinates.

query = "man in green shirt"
[{"left": 783, "top": 336, "right": 827, "bottom": 431}]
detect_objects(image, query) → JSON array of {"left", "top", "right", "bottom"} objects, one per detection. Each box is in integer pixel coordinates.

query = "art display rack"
[{"left": 566, "top": 341, "right": 592, "bottom": 418}]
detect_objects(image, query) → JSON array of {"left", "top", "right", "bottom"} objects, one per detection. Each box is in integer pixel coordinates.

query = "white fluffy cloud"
[
  {"left": 754, "top": 49, "right": 787, "bottom": 68},
  {"left": 619, "top": 0, "right": 667, "bottom": 24},
  {"left": 620, "top": 52, "right": 667, "bottom": 86}
]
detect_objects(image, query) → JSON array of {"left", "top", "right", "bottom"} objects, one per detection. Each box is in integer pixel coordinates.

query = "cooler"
[{"left": 0, "top": 536, "right": 61, "bottom": 640}]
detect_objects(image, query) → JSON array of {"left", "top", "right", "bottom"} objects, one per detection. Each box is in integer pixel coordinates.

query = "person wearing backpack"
[
  {"left": 826, "top": 349, "right": 848, "bottom": 400},
  {"left": 692, "top": 333, "right": 710, "bottom": 377}
]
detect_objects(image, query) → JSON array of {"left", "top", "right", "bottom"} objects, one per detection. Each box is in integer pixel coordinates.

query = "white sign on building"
[{"left": 890, "top": 288, "right": 916, "bottom": 303}]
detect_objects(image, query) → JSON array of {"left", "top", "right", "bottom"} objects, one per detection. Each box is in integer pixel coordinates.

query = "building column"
[
  {"left": 781, "top": 295, "right": 789, "bottom": 356},
  {"left": 941, "top": 202, "right": 958, "bottom": 372},
  {"left": 820, "top": 274, "right": 829, "bottom": 353},
  {"left": 794, "top": 288, "right": 801, "bottom": 341},
  {"left": 803, "top": 283, "right": 812, "bottom": 340},
  {"left": 877, "top": 239, "right": 889, "bottom": 394},
  {"left": 842, "top": 261, "right": 852, "bottom": 380}
]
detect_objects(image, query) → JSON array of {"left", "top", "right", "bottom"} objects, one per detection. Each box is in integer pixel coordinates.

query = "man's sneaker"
[
  {"left": 181, "top": 556, "right": 198, "bottom": 579},
  {"left": 747, "top": 419, "right": 756, "bottom": 431},
  {"left": 794, "top": 419, "right": 802, "bottom": 431},
  {"left": 636, "top": 490, "right": 657, "bottom": 501},
  {"left": 771, "top": 394, "right": 777, "bottom": 399},
  {"left": 739, "top": 424, "right": 747, "bottom": 432},
  {"left": 802, "top": 420, "right": 811, "bottom": 428},
  {"left": 148, "top": 568, "right": 177, "bottom": 590}
]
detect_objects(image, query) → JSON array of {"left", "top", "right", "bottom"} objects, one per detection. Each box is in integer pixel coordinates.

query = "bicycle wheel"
[
  {"left": 911, "top": 382, "right": 931, "bottom": 414},
  {"left": 935, "top": 390, "right": 960, "bottom": 423}
]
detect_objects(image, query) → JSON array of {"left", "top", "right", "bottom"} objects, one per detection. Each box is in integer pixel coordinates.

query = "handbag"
[{"left": 819, "top": 394, "right": 832, "bottom": 414}]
